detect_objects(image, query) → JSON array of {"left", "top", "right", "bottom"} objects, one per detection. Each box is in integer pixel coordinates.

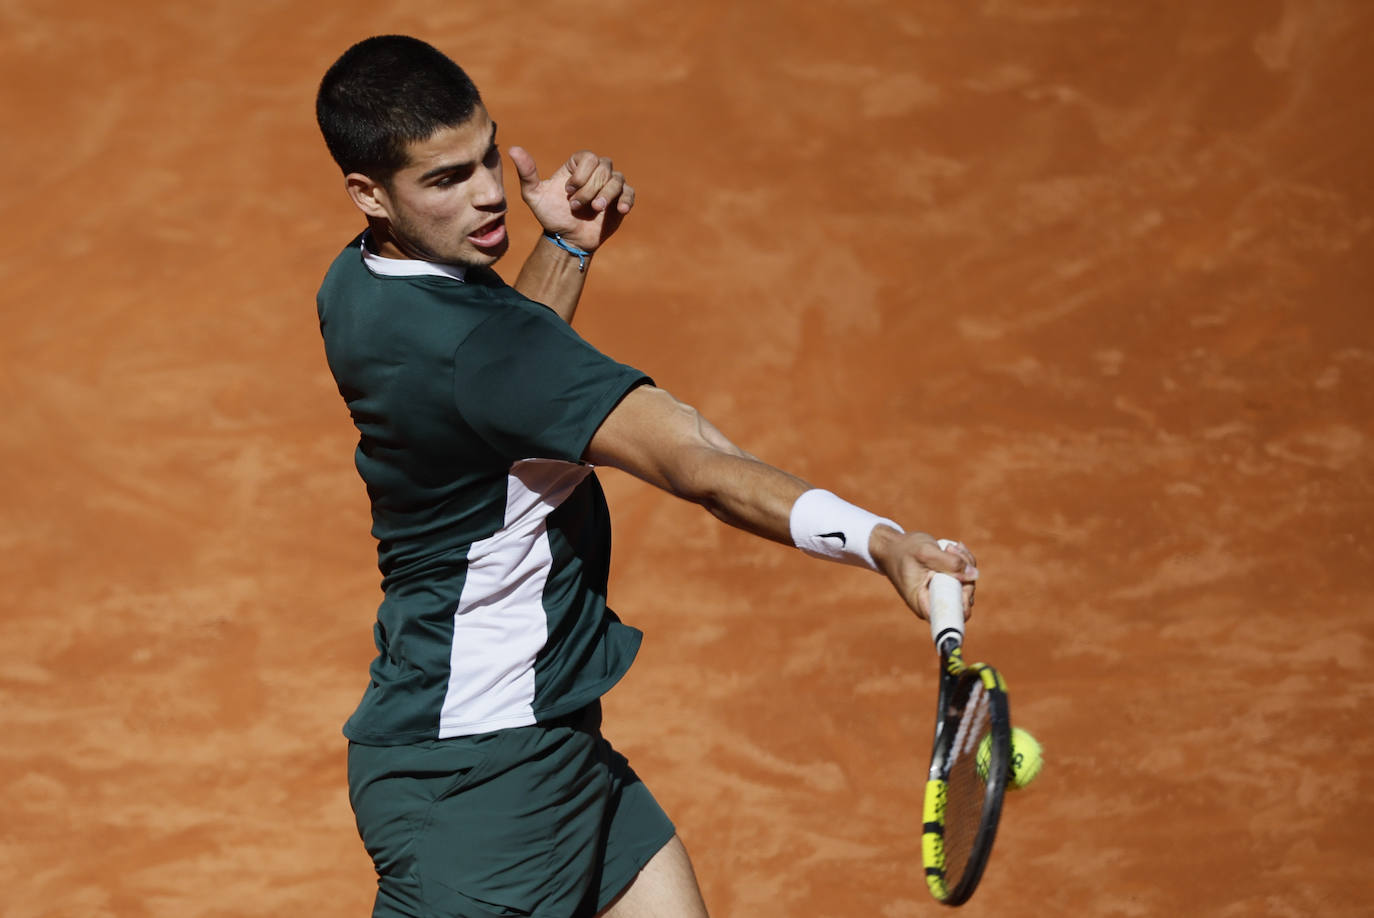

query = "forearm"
[
  {"left": 674, "top": 446, "right": 814, "bottom": 545},
  {"left": 686, "top": 453, "right": 973, "bottom": 615},
  {"left": 585, "top": 386, "right": 811, "bottom": 544},
  {"left": 610, "top": 415, "right": 905, "bottom": 568},
  {"left": 512, "top": 234, "right": 591, "bottom": 323}
]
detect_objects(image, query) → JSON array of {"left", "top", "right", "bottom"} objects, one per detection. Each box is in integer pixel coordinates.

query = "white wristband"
[{"left": 788, "top": 489, "right": 903, "bottom": 572}]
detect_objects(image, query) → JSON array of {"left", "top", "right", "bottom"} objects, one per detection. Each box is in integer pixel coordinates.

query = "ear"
[{"left": 344, "top": 172, "right": 393, "bottom": 220}]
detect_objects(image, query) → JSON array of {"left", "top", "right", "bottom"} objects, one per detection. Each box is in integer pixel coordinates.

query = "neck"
[{"left": 364, "top": 219, "right": 415, "bottom": 260}]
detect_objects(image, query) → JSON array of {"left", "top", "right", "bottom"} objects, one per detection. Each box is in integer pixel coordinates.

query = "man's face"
[{"left": 373, "top": 104, "right": 508, "bottom": 266}]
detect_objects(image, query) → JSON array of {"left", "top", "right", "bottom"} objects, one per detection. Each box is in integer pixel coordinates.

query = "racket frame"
[{"left": 920, "top": 568, "right": 1011, "bottom": 906}]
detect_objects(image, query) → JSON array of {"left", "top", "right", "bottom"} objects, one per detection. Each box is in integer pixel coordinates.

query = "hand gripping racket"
[{"left": 921, "top": 549, "right": 1011, "bottom": 906}]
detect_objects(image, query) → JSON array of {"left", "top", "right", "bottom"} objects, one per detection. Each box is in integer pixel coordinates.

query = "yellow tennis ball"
[
  {"left": 1008, "top": 727, "right": 1043, "bottom": 788},
  {"left": 976, "top": 727, "right": 1043, "bottom": 789}
]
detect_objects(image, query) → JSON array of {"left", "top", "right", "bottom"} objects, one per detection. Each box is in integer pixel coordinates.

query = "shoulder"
[
  {"left": 318, "top": 242, "right": 497, "bottom": 328},
  {"left": 318, "top": 233, "right": 367, "bottom": 296}
]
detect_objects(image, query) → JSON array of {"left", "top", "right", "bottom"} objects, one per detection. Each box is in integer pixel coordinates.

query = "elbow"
[{"left": 659, "top": 403, "right": 743, "bottom": 503}]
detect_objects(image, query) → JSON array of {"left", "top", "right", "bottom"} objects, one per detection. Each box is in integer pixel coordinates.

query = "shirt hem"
[{"left": 342, "top": 632, "right": 643, "bottom": 746}]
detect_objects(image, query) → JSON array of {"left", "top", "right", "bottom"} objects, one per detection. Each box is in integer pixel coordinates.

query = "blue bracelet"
[{"left": 543, "top": 232, "right": 592, "bottom": 273}]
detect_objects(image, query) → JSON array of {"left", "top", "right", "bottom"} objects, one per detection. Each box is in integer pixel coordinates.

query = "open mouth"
[{"left": 468, "top": 216, "right": 507, "bottom": 248}]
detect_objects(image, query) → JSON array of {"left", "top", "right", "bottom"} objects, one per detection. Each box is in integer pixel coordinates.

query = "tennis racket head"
[{"left": 922, "top": 650, "right": 1011, "bottom": 906}]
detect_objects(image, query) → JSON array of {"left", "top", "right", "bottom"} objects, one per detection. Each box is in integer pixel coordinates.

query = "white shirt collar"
[{"left": 359, "top": 232, "right": 467, "bottom": 282}]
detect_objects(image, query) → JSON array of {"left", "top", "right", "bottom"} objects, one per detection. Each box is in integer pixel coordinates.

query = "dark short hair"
[{"left": 316, "top": 35, "right": 482, "bottom": 180}]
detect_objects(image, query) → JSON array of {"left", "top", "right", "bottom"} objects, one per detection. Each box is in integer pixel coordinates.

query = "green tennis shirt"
[{"left": 317, "top": 234, "right": 650, "bottom": 744}]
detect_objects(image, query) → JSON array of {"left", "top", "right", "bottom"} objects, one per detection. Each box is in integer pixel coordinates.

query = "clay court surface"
[{"left": 4, "top": 1, "right": 1372, "bottom": 915}]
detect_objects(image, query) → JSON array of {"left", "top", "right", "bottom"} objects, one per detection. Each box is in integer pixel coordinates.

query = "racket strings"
[
  {"left": 948, "top": 680, "right": 987, "bottom": 765},
  {"left": 940, "top": 685, "right": 995, "bottom": 885}
]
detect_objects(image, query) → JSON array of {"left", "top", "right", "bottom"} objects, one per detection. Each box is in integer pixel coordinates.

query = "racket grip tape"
[{"left": 928, "top": 539, "right": 966, "bottom": 650}]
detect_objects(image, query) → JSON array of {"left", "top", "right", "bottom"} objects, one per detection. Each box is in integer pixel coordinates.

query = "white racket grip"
[
  {"left": 928, "top": 539, "right": 966, "bottom": 650},
  {"left": 928, "top": 573, "right": 965, "bottom": 650}
]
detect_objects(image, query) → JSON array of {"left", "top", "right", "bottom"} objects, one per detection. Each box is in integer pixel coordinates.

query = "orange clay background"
[{"left": 3, "top": 2, "right": 1372, "bottom": 916}]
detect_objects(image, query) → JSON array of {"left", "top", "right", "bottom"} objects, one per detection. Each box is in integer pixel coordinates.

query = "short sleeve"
[{"left": 452, "top": 300, "right": 651, "bottom": 463}]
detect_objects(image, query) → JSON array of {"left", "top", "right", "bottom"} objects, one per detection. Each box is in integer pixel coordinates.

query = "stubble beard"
[{"left": 387, "top": 210, "right": 507, "bottom": 268}]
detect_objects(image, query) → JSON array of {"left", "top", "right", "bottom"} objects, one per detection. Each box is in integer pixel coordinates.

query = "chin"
[{"left": 464, "top": 239, "right": 509, "bottom": 266}]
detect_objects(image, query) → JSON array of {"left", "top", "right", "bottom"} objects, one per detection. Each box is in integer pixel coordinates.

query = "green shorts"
[{"left": 347, "top": 702, "right": 675, "bottom": 918}]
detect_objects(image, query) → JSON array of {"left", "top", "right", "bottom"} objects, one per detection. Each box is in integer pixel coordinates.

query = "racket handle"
[{"left": 928, "top": 540, "right": 966, "bottom": 652}]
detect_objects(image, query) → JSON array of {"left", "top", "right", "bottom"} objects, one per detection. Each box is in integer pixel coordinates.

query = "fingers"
[
  {"left": 942, "top": 540, "right": 979, "bottom": 583},
  {"left": 924, "top": 538, "right": 978, "bottom": 583},
  {"left": 511, "top": 146, "right": 636, "bottom": 248},
  {"left": 899, "top": 535, "right": 979, "bottom": 622},
  {"left": 563, "top": 150, "right": 635, "bottom": 214},
  {"left": 936, "top": 539, "right": 979, "bottom": 622},
  {"left": 508, "top": 145, "right": 540, "bottom": 192}
]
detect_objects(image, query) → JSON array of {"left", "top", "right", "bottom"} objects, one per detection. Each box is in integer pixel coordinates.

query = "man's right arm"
[{"left": 583, "top": 385, "right": 978, "bottom": 620}]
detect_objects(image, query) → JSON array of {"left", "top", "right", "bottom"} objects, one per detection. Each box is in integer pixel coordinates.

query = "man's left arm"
[{"left": 508, "top": 147, "right": 634, "bottom": 322}]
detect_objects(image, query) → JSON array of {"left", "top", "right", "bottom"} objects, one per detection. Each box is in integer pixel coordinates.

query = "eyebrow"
[{"left": 417, "top": 122, "right": 499, "bottom": 183}]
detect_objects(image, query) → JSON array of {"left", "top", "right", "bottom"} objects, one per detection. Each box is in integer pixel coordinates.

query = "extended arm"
[
  {"left": 584, "top": 386, "right": 979, "bottom": 619},
  {"left": 509, "top": 147, "right": 634, "bottom": 323}
]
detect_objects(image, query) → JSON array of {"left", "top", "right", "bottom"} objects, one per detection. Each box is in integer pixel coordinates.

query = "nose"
[{"left": 474, "top": 160, "right": 504, "bottom": 208}]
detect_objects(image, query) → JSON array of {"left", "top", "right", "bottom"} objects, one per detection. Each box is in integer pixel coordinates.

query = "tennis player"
[{"left": 315, "top": 34, "right": 978, "bottom": 918}]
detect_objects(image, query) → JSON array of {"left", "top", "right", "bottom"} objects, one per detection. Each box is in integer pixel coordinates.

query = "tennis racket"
[{"left": 921, "top": 550, "right": 1011, "bottom": 906}]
